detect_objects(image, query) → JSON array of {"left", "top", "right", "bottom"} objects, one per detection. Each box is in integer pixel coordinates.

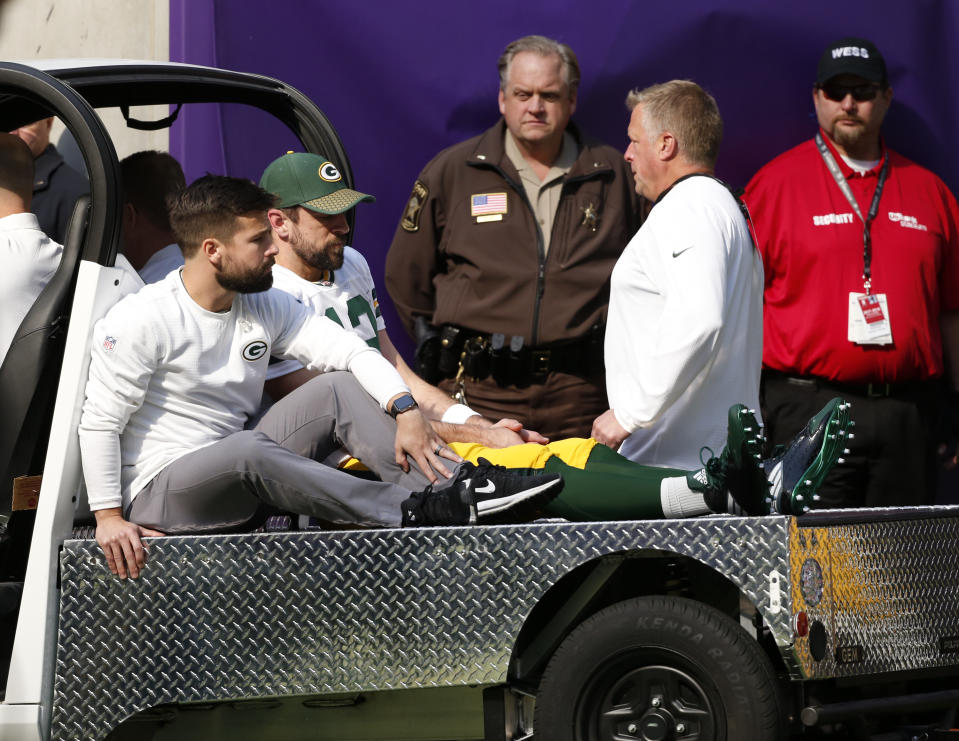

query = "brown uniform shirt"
[
  {"left": 504, "top": 129, "right": 578, "bottom": 256},
  {"left": 386, "top": 119, "right": 643, "bottom": 347}
]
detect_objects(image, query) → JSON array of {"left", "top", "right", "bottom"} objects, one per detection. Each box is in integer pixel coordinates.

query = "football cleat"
[
  {"left": 764, "top": 398, "right": 852, "bottom": 515},
  {"left": 698, "top": 405, "right": 769, "bottom": 516}
]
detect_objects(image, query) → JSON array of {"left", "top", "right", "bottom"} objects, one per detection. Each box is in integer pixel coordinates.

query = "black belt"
[
  {"left": 527, "top": 338, "right": 600, "bottom": 379},
  {"left": 763, "top": 369, "right": 936, "bottom": 400},
  {"left": 438, "top": 325, "right": 605, "bottom": 386}
]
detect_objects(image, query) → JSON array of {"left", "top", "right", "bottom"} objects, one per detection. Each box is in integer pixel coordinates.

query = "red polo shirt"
[{"left": 744, "top": 131, "right": 959, "bottom": 383}]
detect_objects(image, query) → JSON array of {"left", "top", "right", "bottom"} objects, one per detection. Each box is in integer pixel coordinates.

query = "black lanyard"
[
  {"left": 815, "top": 132, "right": 889, "bottom": 293},
  {"left": 652, "top": 171, "right": 759, "bottom": 250}
]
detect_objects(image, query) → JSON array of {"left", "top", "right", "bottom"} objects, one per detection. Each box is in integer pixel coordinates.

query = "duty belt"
[{"left": 418, "top": 323, "right": 605, "bottom": 388}]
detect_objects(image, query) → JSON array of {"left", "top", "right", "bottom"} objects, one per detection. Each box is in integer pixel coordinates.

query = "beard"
[
  {"left": 290, "top": 226, "right": 346, "bottom": 272},
  {"left": 216, "top": 262, "right": 274, "bottom": 293},
  {"left": 827, "top": 116, "right": 873, "bottom": 154}
]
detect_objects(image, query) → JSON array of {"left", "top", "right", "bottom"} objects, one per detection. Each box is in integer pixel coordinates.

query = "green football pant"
[{"left": 543, "top": 444, "right": 688, "bottom": 521}]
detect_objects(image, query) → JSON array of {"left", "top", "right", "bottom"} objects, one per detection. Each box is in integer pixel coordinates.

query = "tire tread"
[{"left": 534, "top": 595, "right": 785, "bottom": 740}]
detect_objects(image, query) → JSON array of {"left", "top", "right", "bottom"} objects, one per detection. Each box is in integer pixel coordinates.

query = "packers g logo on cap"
[{"left": 318, "top": 162, "right": 341, "bottom": 182}]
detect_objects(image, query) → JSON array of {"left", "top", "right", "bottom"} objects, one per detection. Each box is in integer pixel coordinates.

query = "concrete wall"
[{"left": 0, "top": 0, "right": 170, "bottom": 160}]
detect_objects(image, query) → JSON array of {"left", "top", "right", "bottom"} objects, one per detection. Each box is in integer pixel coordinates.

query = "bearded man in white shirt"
[
  {"left": 592, "top": 81, "right": 764, "bottom": 469},
  {"left": 79, "top": 175, "right": 562, "bottom": 579}
]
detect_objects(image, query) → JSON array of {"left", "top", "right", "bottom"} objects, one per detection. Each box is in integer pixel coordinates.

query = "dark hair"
[
  {"left": 168, "top": 175, "right": 276, "bottom": 258},
  {"left": 120, "top": 150, "right": 185, "bottom": 231},
  {"left": 0, "top": 133, "right": 35, "bottom": 201}
]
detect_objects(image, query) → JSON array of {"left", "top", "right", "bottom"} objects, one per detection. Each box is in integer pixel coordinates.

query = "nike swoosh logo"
[
  {"left": 672, "top": 246, "right": 694, "bottom": 258},
  {"left": 474, "top": 479, "right": 496, "bottom": 494}
]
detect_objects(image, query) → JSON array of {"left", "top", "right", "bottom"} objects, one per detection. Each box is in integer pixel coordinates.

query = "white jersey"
[
  {"left": 267, "top": 247, "right": 385, "bottom": 380},
  {"left": 138, "top": 242, "right": 184, "bottom": 283},
  {"left": 606, "top": 176, "right": 763, "bottom": 469},
  {"left": 79, "top": 269, "right": 407, "bottom": 511},
  {"left": 0, "top": 212, "right": 63, "bottom": 366}
]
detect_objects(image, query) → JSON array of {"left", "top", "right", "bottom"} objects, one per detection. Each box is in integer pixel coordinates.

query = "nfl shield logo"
[{"left": 103, "top": 335, "right": 117, "bottom": 352}]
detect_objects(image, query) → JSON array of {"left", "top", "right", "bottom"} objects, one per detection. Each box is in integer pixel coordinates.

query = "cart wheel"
[{"left": 534, "top": 595, "right": 785, "bottom": 740}]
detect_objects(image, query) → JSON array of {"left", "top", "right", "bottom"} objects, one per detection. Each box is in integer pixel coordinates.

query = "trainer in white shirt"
[{"left": 593, "top": 81, "right": 763, "bottom": 469}]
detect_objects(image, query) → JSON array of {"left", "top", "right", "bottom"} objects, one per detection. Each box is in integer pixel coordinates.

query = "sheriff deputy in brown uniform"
[{"left": 386, "top": 34, "right": 643, "bottom": 440}]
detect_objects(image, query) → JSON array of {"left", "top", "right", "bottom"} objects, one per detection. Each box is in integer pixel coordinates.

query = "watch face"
[{"left": 392, "top": 394, "right": 417, "bottom": 416}]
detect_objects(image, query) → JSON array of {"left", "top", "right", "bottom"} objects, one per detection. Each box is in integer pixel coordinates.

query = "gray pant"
[{"left": 129, "top": 372, "right": 452, "bottom": 533}]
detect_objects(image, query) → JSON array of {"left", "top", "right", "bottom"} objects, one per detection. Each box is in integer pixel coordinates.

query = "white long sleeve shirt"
[
  {"left": 78, "top": 269, "right": 408, "bottom": 511},
  {"left": 605, "top": 176, "right": 763, "bottom": 469},
  {"left": 0, "top": 212, "right": 63, "bottom": 366}
]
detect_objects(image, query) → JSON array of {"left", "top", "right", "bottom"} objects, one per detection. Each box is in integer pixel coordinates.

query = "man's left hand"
[
  {"left": 395, "top": 408, "right": 461, "bottom": 482},
  {"left": 591, "top": 409, "right": 630, "bottom": 449}
]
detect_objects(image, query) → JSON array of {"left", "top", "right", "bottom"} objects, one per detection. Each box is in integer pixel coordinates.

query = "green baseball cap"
[{"left": 260, "top": 151, "right": 375, "bottom": 214}]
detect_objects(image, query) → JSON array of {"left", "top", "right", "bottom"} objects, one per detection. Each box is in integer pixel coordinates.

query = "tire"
[{"left": 534, "top": 595, "right": 785, "bottom": 740}]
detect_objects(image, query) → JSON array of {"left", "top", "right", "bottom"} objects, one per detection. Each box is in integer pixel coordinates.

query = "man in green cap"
[{"left": 260, "top": 151, "right": 546, "bottom": 450}]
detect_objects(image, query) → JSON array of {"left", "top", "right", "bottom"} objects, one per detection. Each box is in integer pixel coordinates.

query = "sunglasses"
[{"left": 819, "top": 82, "right": 883, "bottom": 102}]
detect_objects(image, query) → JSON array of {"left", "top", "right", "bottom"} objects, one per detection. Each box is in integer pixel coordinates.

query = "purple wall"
[{"left": 169, "top": 0, "right": 959, "bottom": 354}]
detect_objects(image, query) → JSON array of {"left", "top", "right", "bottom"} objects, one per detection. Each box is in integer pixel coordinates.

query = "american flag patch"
[
  {"left": 471, "top": 192, "right": 508, "bottom": 216},
  {"left": 102, "top": 335, "right": 118, "bottom": 352}
]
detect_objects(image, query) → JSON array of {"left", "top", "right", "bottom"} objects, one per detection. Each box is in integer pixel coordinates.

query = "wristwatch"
[{"left": 389, "top": 393, "right": 419, "bottom": 418}]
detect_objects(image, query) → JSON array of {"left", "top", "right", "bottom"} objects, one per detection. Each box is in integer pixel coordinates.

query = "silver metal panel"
[
  {"left": 790, "top": 514, "right": 959, "bottom": 679},
  {"left": 51, "top": 517, "right": 791, "bottom": 741}
]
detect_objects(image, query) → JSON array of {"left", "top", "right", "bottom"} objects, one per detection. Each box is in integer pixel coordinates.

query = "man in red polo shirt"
[{"left": 745, "top": 37, "right": 959, "bottom": 509}]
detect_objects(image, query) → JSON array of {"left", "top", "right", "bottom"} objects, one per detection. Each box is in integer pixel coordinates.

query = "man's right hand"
[
  {"left": 591, "top": 408, "right": 630, "bottom": 449},
  {"left": 394, "top": 408, "right": 460, "bottom": 482},
  {"left": 94, "top": 507, "right": 165, "bottom": 579},
  {"left": 491, "top": 418, "right": 549, "bottom": 445}
]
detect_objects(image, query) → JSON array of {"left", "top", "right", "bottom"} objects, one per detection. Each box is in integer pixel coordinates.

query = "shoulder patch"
[{"left": 401, "top": 180, "right": 429, "bottom": 233}]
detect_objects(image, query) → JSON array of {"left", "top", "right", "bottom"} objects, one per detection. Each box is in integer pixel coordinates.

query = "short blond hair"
[{"left": 626, "top": 80, "right": 722, "bottom": 168}]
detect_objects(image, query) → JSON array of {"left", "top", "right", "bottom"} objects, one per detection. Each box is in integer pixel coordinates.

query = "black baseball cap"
[{"left": 816, "top": 37, "right": 887, "bottom": 86}]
